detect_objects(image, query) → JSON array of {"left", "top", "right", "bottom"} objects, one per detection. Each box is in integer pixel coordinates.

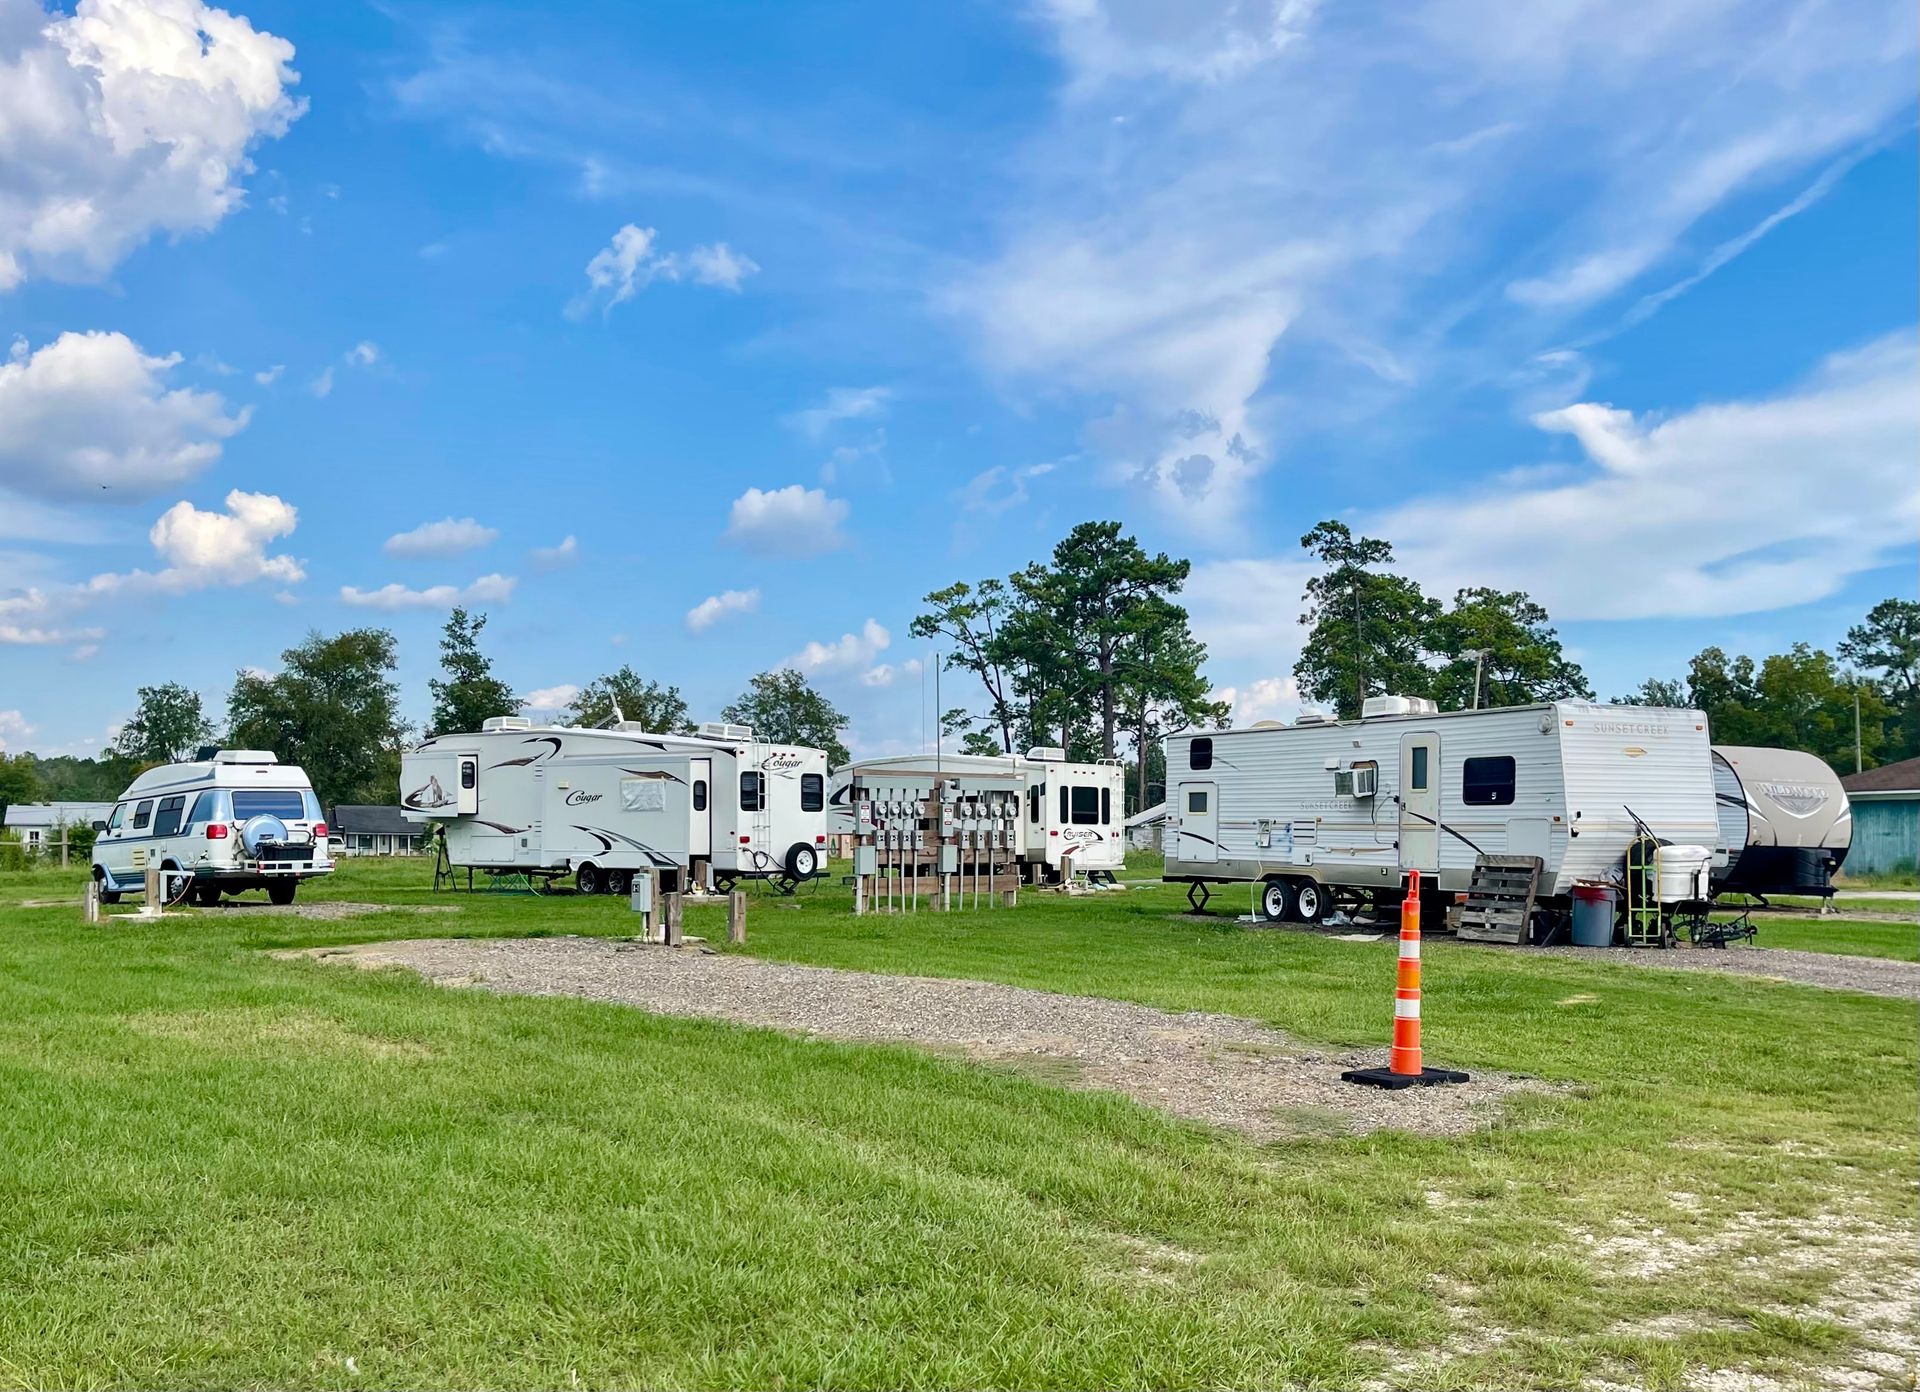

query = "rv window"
[
  {"left": 693, "top": 780, "right": 708, "bottom": 812},
  {"left": 740, "top": 772, "right": 765, "bottom": 812},
  {"left": 232, "top": 791, "right": 307, "bottom": 822},
  {"left": 1410, "top": 746, "right": 1429, "bottom": 792},
  {"left": 1028, "top": 785, "right": 1041, "bottom": 824},
  {"left": 1190, "top": 737, "right": 1213, "bottom": 770},
  {"left": 459, "top": 760, "right": 476, "bottom": 790},
  {"left": 107, "top": 804, "right": 126, "bottom": 832},
  {"left": 188, "top": 791, "right": 222, "bottom": 827},
  {"left": 1463, "top": 755, "right": 1516, "bottom": 806},
  {"left": 1101, "top": 787, "right": 1111, "bottom": 824},
  {"left": 1186, "top": 789, "right": 1208, "bottom": 814},
  {"left": 1059, "top": 785, "right": 1069, "bottom": 824},
  {"left": 131, "top": 800, "right": 152, "bottom": 831},
  {"left": 152, "top": 795, "right": 187, "bottom": 838},
  {"left": 800, "top": 774, "right": 824, "bottom": 812},
  {"left": 1069, "top": 786, "right": 1099, "bottom": 824}
]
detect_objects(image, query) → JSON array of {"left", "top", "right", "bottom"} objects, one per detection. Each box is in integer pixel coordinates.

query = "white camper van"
[
  {"left": 91, "top": 749, "right": 334, "bottom": 905},
  {"left": 401, "top": 719, "right": 829, "bottom": 893},
  {"left": 829, "top": 749, "right": 1126, "bottom": 883},
  {"left": 1163, "top": 697, "right": 1719, "bottom": 927},
  {"left": 1711, "top": 745, "right": 1852, "bottom": 899}
]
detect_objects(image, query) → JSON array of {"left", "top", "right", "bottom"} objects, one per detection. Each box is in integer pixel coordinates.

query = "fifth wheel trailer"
[
  {"left": 829, "top": 749, "right": 1126, "bottom": 882},
  {"left": 1163, "top": 697, "right": 1719, "bottom": 928},
  {"left": 401, "top": 718, "right": 830, "bottom": 893},
  {"left": 1711, "top": 745, "right": 1852, "bottom": 899}
]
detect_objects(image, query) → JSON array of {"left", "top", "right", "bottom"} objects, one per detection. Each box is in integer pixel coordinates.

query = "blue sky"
[{"left": 2, "top": 0, "right": 1916, "bottom": 762}]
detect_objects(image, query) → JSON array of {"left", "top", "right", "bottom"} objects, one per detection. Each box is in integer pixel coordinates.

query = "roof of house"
[
  {"left": 1840, "top": 756, "right": 1920, "bottom": 797},
  {"left": 330, "top": 804, "right": 420, "bottom": 836},
  {"left": 3, "top": 801, "right": 114, "bottom": 828}
]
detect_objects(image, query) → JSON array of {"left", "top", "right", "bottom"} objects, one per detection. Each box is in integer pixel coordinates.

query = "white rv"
[
  {"left": 401, "top": 719, "right": 829, "bottom": 894},
  {"left": 91, "top": 749, "right": 334, "bottom": 905},
  {"left": 1163, "top": 697, "right": 1719, "bottom": 925},
  {"left": 1711, "top": 745, "right": 1852, "bottom": 899},
  {"left": 828, "top": 749, "right": 1126, "bottom": 882}
]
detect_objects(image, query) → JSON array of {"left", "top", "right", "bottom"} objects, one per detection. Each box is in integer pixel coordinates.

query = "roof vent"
[
  {"left": 1249, "top": 719, "right": 1287, "bottom": 729},
  {"left": 1361, "top": 695, "right": 1438, "bottom": 720},
  {"left": 700, "top": 722, "right": 754, "bottom": 741},
  {"left": 1293, "top": 709, "right": 1336, "bottom": 726},
  {"left": 211, "top": 749, "right": 277, "bottom": 764},
  {"left": 1025, "top": 745, "right": 1066, "bottom": 762},
  {"left": 481, "top": 716, "right": 532, "bottom": 732}
]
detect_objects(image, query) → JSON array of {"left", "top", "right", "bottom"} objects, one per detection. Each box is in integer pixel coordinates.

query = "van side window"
[
  {"left": 1070, "top": 787, "right": 1100, "bottom": 824},
  {"left": 131, "top": 800, "right": 153, "bottom": 831},
  {"left": 188, "top": 791, "right": 222, "bottom": 827},
  {"left": 1463, "top": 755, "right": 1517, "bottom": 806},
  {"left": 1190, "top": 738, "right": 1213, "bottom": 770},
  {"left": 739, "top": 772, "right": 764, "bottom": 812},
  {"left": 152, "top": 795, "right": 187, "bottom": 838},
  {"left": 800, "top": 774, "right": 824, "bottom": 811},
  {"left": 107, "top": 804, "right": 126, "bottom": 832},
  {"left": 693, "top": 780, "right": 708, "bottom": 812}
]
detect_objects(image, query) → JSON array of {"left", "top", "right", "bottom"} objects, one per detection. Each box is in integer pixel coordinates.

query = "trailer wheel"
[
  {"left": 1259, "top": 878, "right": 1292, "bottom": 922},
  {"left": 784, "top": 843, "right": 818, "bottom": 880},
  {"left": 1291, "top": 880, "right": 1326, "bottom": 924},
  {"left": 575, "top": 863, "right": 601, "bottom": 896},
  {"left": 606, "top": 869, "right": 632, "bottom": 896}
]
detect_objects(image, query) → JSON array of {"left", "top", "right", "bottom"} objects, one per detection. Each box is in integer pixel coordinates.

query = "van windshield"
[{"left": 232, "top": 790, "right": 314, "bottom": 822}]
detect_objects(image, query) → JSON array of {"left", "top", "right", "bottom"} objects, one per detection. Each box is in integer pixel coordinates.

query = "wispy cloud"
[
  {"left": 383, "top": 517, "right": 498, "bottom": 557},
  {"left": 339, "top": 574, "right": 518, "bottom": 610},
  {"left": 686, "top": 588, "right": 759, "bottom": 633},
  {"left": 785, "top": 386, "right": 890, "bottom": 439}
]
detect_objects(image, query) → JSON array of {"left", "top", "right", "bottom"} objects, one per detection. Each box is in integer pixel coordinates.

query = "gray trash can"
[{"left": 1571, "top": 883, "right": 1617, "bottom": 947}]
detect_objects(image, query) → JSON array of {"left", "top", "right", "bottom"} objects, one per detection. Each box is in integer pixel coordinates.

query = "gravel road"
[
  {"left": 1526, "top": 942, "right": 1920, "bottom": 999},
  {"left": 291, "top": 936, "right": 1541, "bottom": 1142}
]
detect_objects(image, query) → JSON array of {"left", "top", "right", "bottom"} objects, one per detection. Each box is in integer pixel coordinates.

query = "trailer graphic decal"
[
  {"left": 489, "top": 736, "right": 564, "bottom": 768},
  {"left": 572, "top": 825, "right": 677, "bottom": 867},
  {"left": 402, "top": 775, "right": 455, "bottom": 810}
]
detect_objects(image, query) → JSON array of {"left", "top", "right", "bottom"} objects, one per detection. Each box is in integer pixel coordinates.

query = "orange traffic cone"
[{"left": 1344, "top": 869, "right": 1469, "bottom": 1090}]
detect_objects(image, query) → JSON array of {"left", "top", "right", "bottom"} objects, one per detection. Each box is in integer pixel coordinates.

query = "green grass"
[
  {"left": 0, "top": 859, "right": 1913, "bottom": 1389},
  {"left": 1835, "top": 868, "right": 1920, "bottom": 891},
  {"left": 1725, "top": 914, "right": 1919, "bottom": 962}
]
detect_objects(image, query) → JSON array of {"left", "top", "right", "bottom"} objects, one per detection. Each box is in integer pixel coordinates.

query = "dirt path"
[{"left": 288, "top": 936, "right": 1544, "bottom": 1142}]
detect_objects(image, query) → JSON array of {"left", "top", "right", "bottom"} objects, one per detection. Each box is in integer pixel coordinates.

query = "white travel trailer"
[
  {"left": 91, "top": 749, "right": 334, "bottom": 906},
  {"left": 401, "top": 719, "right": 829, "bottom": 894},
  {"left": 1711, "top": 745, "right": 1852, "bottom": 899},
  {"left": 1163, "top": 697, "right": 1719, "bottom": 928},
  {"left": 828, "top": 749, "right": 1126, "bottom": 883}
]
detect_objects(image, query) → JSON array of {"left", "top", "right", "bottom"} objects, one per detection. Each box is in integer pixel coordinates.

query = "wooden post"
[
  {"left": 664, "top": 891, "right": 684, "bottom": 947},
  {"left": 83, "top": 878, "right": 99, "bottom": 923},
  {"left": 143, "top": 865, "right": 161, "bottom": 915},
  {"left": 60, "top": 828, "right": 69, "bottom": 869},
  {"left": 1001, "top": 888, "right": 1018, "bottom": 909},
  {"left": 728, "top": 890, "right": 746, "bottom": 945}
]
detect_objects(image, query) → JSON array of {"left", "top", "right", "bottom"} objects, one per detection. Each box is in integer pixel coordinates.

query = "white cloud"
[
  {"left": 959, "top": 461, "right": 1056, "bottom": 515},
  {"left": 0, "top": 488, "right": 301, "bottom": 638},
  {"left": 345, "top": 340, "right": 379, "bottom": 367},
  {"left": 0, "top": 0, "right": 305, "bottom": 289},
  {"left": 0, "top": 709, "right": 35, "bottom": 752},
  {"left": 860, "top": 657, "right": 923, "bottom": 688},
  {"left": 0, "top": 331, "right": 247, "bottom": 500},
  {"left": 961, "top": 0, "right": 1917, "bottom": 532},
  {"left": 338, "top": 573, "right": 518, "bottom": 611},
  {"left": 383, "top": 516, "right": 498, "bottom": 558},
  {"left": 519, "top": 683, "right": 579, "bottom": 712},
  {"left": 253, "top": 364, "right": 284, "bottom": 386},
  {"left": 685, "top": 587, "right": 759, "bottom": 633},
  {"left": 725, "top": 484, "right": 849, "bottom": 555},
  {"left": 785, "top": 386, "right": 890, "bottom": 439},
  {"left": 1212, "top": 675, "right": 1302, "bottom": 727},
  {"left": 528, "top": 535, "right": 578, "bottom": 569},
  {"left": 1184, "top": 556, "right": 1316, "bottom": 662},
  {"left": 783, "top": 618, "right": 889, "bottom": 674},
  {"left": 307, "top": 366, "right": 333, "bottom": 398},
  {"left": 570, "top": 224, "right": 759, "bottom": 317}
]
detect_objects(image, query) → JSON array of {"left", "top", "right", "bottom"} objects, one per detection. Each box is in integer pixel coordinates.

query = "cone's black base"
[{"left": 1341, "top": 1066, "right": 1470, "bottom": 1090}]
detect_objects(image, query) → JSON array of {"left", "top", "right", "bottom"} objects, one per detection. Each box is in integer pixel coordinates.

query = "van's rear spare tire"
[{"left": 785, "top": 843, "right": 818, "bottom": 880}]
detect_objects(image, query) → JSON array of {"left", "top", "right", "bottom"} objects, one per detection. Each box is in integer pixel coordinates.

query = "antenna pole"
[{"left": 1352, "top": 569, "right": 1363, "bottom": 718}]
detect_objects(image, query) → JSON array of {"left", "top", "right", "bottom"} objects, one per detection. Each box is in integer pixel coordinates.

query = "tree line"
[{"left": 0, "top": 608, "right": 854, "bottom": 816}]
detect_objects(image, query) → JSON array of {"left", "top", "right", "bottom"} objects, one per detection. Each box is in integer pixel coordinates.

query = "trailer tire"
[
  {"left": 575, "top": 863, "right": 601, "bottom": 896},
  {"left": 1259, "top": 878, "right": 1292, "bottom": 923},
  {"left": 785, "top": 843, "right": 818, "bottom": 880},
  {"left": 1291, "top": 879, "right": 1326, "bottom": 924},
  {"left": 606, "top": 869, "right": 631, "bottom": 897}
]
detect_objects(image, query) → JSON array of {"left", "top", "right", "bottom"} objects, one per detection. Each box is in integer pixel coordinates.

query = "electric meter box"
[
  {"left": 628, "top": 869, "right": 655, "bottom": 915},
  {"left": 854, "top": 846, "right": 877, "bottom": 876},
  {"left": 939, "top": 845, "right": 959, "bottom": 873}
]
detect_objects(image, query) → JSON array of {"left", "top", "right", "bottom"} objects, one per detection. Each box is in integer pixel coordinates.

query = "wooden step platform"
[{"left": 1456, "top": 854, "right": 1544, "bottom": 944}]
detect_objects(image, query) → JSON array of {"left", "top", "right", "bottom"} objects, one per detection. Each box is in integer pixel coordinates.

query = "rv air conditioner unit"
[
  {"left": 1333, "top": 764, "right": 1378, "bottom": 799},
  {"left": 1361, "top": 695, "right": 1439, "bottom": 720},
  {"left": 211, "top": 749, "right": 277, "bottom": 764},
  {"left": 481, "top": 716, "right": 532, "bottom": 732},
  {"left": 1025, "top": 745, "right": 1066, "bottom": 761},
  {"left": 700, "top": 722, "right": 754, "bottom": 741},
  {"left": 1293, "top": 709, "right": 1336, "bottom": 726},
  {"left": 1249, "top": 719, "right": 1287, "bottom": 729}
]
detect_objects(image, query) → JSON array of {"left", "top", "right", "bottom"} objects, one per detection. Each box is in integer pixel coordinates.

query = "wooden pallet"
[{"left": 1456, "top": 854, "right": 1543, "bottom": 944}]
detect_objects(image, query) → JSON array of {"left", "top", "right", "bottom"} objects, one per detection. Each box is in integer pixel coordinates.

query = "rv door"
[
  {"left": 1398, "top": 732, "right": 1440, "bottom": 872},
  {"left": 689, "top": 757, "right": 712, "bottom": 857},
  {"left": 1178, "top": 783, "right": 1218, "bottom": 863}
]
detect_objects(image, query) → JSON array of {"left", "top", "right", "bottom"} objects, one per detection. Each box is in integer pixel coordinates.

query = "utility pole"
[
  {"left": 1854, "top": 678, "right": 1862, "bottom": 775},
  {"left": 1352, "top": 570, "right": 1364, "bottom": 718}
]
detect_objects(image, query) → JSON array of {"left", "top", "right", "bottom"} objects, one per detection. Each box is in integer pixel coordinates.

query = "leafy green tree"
[
  {"left": 20, "top": 753, "right": 139, "bottom": 802},
  {"left": 427, "top": 608, "right": 516, "bottom": 737},
  {"left": 1614, "top": 677, "right": 1689, "bottom": 707},
  {"left": 563, "top": 667, "right": 693, "bottom": 733},
  {"left": 1427, "top": 588, "right": 1592, "bottom": 710},
  {"left": 911, "top": 579, "right": 1020, "bottom": 753},
  {"left": 1839, "top": 598, "right": 1920, "bottom": 761},
  {"left": 1293, "top": 520, "right": 1440, "bottom": 718},
  {"left": 111, "top": 683, "right": 214, "bottom": 765},
  {"left": 722, "top": 670, "right": 850, "bottom": 765},
  {"left": 226, "top": 629, "right": 410, "bottom": 810},
  {"left": 1114, "top": 618, "right": 1228, "bottom": 811},
  {"left": 0, "top": 753, "right": 43, "bottom": 821}
]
